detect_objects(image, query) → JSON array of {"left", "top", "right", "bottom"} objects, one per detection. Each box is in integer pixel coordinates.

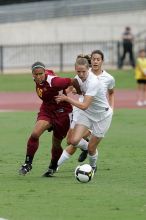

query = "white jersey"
[
  {"left": 89, "top": 68, "right": 115, "bottom": 94},
  {"left": 75, "top": 71, "right": 112, "bottom": 122}
]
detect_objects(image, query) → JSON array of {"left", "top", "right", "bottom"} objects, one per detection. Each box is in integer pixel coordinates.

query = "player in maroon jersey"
[{"left": 19, "top": 61, "right": 81, "bottom": 177}]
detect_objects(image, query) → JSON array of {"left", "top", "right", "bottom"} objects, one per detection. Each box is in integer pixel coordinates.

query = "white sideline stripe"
[{"left": 0, "top": 218, "right": 8, "bottom": 220}]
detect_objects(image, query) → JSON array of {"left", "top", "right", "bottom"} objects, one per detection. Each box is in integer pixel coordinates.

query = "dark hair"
[
  {"left": 126, "top": 26, "right": 131, "bottom": 31},
  {"left": 76, "top": 54, "right": 91, "bottom": 67},
  {"left": 91, "top": 50, "right": 104, "bottom": 61},
  {"left": 31, "top": 61, "right": 45, "bottom": 72}
]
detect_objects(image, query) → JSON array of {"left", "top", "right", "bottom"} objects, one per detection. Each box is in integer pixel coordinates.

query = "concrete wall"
[{"left": 0, "top": 10, "right": 146, "bottom": 45}]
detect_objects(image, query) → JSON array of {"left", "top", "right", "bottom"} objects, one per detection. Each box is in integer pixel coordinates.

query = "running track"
[{"left": 0, "top": 90, "right": 146, "bottom": 111}]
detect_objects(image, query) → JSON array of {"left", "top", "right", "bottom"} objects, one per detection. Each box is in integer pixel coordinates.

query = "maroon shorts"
[{"left": 37, "top": 107, "right": 71, "bottom": 140}]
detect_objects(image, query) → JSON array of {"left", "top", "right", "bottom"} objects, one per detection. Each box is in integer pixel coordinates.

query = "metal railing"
[{"left": 0, "top": 39, "right": 146, "bottom": 73}]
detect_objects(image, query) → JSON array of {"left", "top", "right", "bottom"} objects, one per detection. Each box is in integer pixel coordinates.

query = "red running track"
[{"left": 0, "top": 90, "right": 146, "bottom": 111}]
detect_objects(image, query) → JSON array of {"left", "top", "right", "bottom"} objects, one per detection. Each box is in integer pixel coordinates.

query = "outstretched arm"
[
  {"left": 55, "top": 94, "right": 93, "bottom": 110},
  {"left": 51, "top": 77, "right": 82, "bottom": 94}
]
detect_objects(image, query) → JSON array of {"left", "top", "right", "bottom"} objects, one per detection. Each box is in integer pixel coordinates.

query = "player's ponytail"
[{"left": 76, "top": 54, "right": 91, "bottom": 67}]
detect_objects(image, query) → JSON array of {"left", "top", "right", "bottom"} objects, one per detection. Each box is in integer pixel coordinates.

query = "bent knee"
[{"left": 70, "top": 138, "right": 80, "bottom": 147}]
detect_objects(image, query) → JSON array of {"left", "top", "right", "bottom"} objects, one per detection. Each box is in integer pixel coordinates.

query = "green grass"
[
  {"left": 0, "top": 69, "right": 136, "bottom": 91},
  {"left": 108, "top": 69, "right": 136, "bottom": 89},
  {"left": 0, "top": 109, "right": 146, "bottom": 220}
]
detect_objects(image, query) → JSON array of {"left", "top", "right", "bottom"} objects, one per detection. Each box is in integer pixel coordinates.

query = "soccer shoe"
[
  {"left": 19, "top": 163, "right": 32, "bottom": 175},
  {"left": 92, "top": 166, "right": 97, "bottom": 173},
  {"left": 78, "top": 150, "right": 88, "bottom": 162},
  {"left": 42, "top": 160, "right": 58, "bottom": 177},
  {"left": 42, "top": 168, "right": 57, "bottom": 177}
]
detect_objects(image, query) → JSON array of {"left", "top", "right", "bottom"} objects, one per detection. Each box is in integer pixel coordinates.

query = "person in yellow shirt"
[{"left": 135, "top": 49, "right": 146, "bottom": 106}]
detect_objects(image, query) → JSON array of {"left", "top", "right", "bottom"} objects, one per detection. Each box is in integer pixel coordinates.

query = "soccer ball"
[{"left": 75, "top": 164, "right": 94, "bottom": 183}]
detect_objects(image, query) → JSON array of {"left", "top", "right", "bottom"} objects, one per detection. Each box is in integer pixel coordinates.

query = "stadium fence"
[{"left": 0, "top": 39, "right": 146, "bottom": 73}]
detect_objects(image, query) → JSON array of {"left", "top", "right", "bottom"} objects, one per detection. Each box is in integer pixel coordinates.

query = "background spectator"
[
  {"left": 135, "top": 49, "right": 146, "bottom": 106},
  {"left": 119, "top": 26, "right": 135, "bottom": 68}
]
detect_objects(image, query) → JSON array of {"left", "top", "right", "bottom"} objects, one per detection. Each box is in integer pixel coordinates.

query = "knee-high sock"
[
  {"left": 57, "top": 150, "right": 71, "bottom": 167},
  {"left": 77, "top": 138, "right": 88, "bottom": 151},
  {"left": 25, "top": 135, "right": 39, "bottom": 164},
  {"left": 51, "top": 146, "right": 63, "bottom": 162},
  {"left": 88, "top": 150, "right": 98, "bottom": 168}
]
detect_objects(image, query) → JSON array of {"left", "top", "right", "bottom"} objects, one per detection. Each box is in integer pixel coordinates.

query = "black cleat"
[
  {"left": 42, "top": 168, "right": 57, "bottom": 177},
  {"left": 42, "top": 160, "right": 58, "bottom": 177},
  {"left": 19, "top": 163, "right": 32, "bottom": 175},
  {"left": 92, "top": 166, "right": 97, "bottom": 173},
  {"left": 78, "top": 150, "right": 88, "bottom": 162}
]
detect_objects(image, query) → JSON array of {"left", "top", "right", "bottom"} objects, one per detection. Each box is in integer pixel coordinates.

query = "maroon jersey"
[
  {"left": 35, "top": 69, "right": 72, "bottom": 113},
  {"left": 35, "top": 69, "right": 72, "bottom": 139}
]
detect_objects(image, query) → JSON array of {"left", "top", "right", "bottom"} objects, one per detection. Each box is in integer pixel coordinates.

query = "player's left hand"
[{"left": 55, "top": 94, "right": 68, "bottom": 103}]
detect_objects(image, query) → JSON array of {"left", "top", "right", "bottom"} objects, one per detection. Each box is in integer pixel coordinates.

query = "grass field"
[
  {"left": 0, "top": 110, "right": 146, "bottom": 220},
  {"left": 0, "top": 69, "right": 145, "bottom": 220},
  {"left": 0, "top": 69, "right": 136, "bottom": 91}
]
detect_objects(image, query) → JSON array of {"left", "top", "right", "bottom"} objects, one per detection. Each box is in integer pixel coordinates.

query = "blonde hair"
[
  {"left": 76, "top": 54, "right": 91, "bottom": 67},
  {"left": 75, "top": 57, "right": 89, "bottom": 69}
]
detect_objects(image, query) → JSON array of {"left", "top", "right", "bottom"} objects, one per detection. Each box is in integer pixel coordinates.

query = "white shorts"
[
  {"left": 76, "top": 111, "right": 113, "bottom": 138},
  {"left": 71, "top": 95, "right": 84, "bottom": 129},
  {"left": 70, "top": 106, "right": 81, "bottom": 129}
]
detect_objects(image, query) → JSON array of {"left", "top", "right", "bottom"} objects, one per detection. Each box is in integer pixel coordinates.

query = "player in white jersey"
[
  {"left": 71, "top": 51, "right": 115, "bottom": 163},
  {"left": 90, "top": 50, "right": 115, "bottom": 109},
  {"left": 77, "top": 50, "right": 115, "bottom": 161},
  {"left": 55, "top": 56, "right": 113, "bottom": 172},
  {"left": 66, "top": 55, "right": 92, "bottom": 162}
]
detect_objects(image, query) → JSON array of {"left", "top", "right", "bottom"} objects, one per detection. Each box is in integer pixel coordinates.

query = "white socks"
[
  {"left": 57, "top": 139, "right": 88, "bottom": 168},
  {"left": 77, "top": 138, "right": 88, "bottom": 151},
  {"left": 88, "top": 150, "right": 98, "bottom": 168},
  {"left": 57, "top": 150, "right": 71, "bottom": 167},
  {"left": 58, "top": 143, "right": 98, "bottom": 170}
]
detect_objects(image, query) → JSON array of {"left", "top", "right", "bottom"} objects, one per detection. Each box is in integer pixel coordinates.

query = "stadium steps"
[{"left": 0, "top": 0, "right": 146, "bottom": 23}]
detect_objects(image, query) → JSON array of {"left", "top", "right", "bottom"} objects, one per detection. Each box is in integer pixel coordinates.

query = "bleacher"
[
  {"left": 0, "top": 0, "right": 146, "bottom": 24},
  {"left": 0, "top": 0, "right": 146, "bottom": 73}
]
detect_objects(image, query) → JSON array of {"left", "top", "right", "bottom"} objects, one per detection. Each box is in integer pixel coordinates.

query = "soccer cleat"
[
  {"left": 42, "top": 160, "right": 58, "bottom": 177},
  {"left": 19, "top": 163, "right": 32, "bottom": 175},
  {"left": 78, "top": 150, "right": 88, "bottom": 162},
  {"left": 42, "top": 168, "right": 57, "bottom": 177},
  {"left": 92, "top": 166, "right": 97, "bottom": 173}
]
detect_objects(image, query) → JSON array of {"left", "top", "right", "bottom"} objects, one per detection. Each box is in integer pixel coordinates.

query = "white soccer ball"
[{"left": 75, "top": 164, "right": 94, "bottom": 183}]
